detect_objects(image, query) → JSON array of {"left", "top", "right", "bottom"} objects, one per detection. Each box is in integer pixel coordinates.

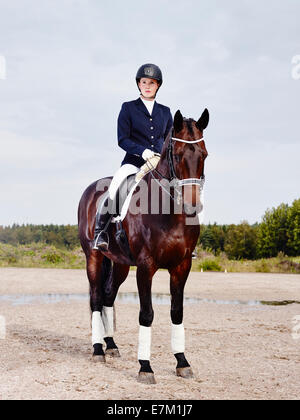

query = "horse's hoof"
[
  {"left": 176, "top": 367, "right": 194, "bottom": 378},
  {"left": 137, "top": 372, "right": 156, "bottom": 384},
  {"left": 92, "top": 354, "right": 106, "bottom": 363},
  {"left": 105, "top": 348, "right": 121, "bottom": 357}
]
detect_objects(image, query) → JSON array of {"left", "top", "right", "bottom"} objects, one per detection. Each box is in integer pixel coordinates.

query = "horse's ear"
[
  {"left": 196, "top": 108, "right": 209, "bottom": 131},
  {"left": 174, "top": 110, "right": 184, "bottom": 132}
]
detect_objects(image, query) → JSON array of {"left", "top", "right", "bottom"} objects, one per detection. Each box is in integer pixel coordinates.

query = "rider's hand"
[{"left": 142, "top": 149, "right": 155, "bottom": 161}]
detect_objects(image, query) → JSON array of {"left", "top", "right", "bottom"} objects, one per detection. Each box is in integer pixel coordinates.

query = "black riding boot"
[{"left": 93, "top": 196, "right": 114, "bottom": 251}]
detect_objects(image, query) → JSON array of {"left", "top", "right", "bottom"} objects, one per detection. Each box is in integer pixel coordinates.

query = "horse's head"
[{"left": 170, "top": 108, "right": 209, "bottom": 214}]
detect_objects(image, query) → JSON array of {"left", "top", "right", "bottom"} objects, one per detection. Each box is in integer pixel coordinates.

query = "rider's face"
[{"left": 138, "top": 78, "right": 159, "bottom": 100}]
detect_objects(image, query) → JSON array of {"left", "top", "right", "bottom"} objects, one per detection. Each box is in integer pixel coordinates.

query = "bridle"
[
  {"left": 148, "top": 129, "right": 206, "bottom": 203},
  {"left": 168, "top": 130, "right": 206, "bottom": 189}
]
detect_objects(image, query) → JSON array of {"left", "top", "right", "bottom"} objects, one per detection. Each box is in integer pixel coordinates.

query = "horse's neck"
[
  {"left": 144, "top": 171, "right": 196, "bottom": 229},
  {"left": 147, "top": 155, "right": 180, "bottom": 221},
  {"left": 156, "top": 151, "right": 170, "bottom": 179}
]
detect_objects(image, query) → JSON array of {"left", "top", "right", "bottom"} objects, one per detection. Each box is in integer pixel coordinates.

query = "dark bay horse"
[{"left": 78, "top": 108, "right": 209, "bottom": 384}]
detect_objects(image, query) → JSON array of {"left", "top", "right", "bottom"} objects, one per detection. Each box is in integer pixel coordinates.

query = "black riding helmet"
[{"left": 136, "top": 63, "right": 163, "bottom": 93}]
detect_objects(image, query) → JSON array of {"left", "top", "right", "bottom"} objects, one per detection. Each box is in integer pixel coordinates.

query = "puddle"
[
  {"left": 0, "top": 293, "right": 299, "bottom": 307},
  {"left": 259, "top": 300, "right": 300, "bottom": 306},
  {"left": 0, "top": 293, "right": 88, "bottom": 306}
]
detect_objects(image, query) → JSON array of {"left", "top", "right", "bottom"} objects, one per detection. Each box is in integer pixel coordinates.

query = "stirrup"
[{"left": 93, "top": 231, "right": 109, "bottom": 251}]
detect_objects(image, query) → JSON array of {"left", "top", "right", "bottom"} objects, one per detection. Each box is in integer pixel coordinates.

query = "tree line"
[
  {"left": 0, "top": 199, "right": 299, "bottom": 259},
  {"left": 0, "top": 224, "right": 79, "bottom": 250},
  {"left": 200, "top": 199, "right": 299, "bottom": 259}
]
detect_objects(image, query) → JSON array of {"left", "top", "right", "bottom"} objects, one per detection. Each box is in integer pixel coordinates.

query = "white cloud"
[{"left": 0, "top": 130, "right": 91, "bottom": 168}]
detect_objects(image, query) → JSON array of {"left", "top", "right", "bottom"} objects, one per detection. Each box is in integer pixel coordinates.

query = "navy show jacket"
[{"left": 118, "top": 97, "right": 173, "bottom": 167}]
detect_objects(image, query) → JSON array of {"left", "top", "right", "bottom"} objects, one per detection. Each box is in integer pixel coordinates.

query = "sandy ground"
[{"left": 0, "top": 267, "right": 299, "bottom": 400}]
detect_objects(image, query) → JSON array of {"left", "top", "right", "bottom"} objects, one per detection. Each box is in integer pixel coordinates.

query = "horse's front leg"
[
  {"left": 136, "top": 260, "right": 157, "bottom": 384},
  {"left": 169, "top": 257, "right": 194, "bottom": 378}
]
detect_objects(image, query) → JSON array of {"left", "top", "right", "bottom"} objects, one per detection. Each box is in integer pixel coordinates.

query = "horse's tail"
[
  {"left": 100, "top": 255, "right": 117, "bottom": 331},
  {"left": 100, "top": 255, "right": 112, "bottom": 297},
  {"left": 77, "top": 182, "right": 97, "bottom": 255}
]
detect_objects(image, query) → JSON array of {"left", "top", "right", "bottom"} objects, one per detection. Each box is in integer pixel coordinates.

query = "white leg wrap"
[
  {"left": 102, "top": 306, "right": 114, "bottom": 338},
  {"left": 138, "top": 326, "right": 151, "bottom": 360},
  {"left": 92, "top": 311, "right": 105, "bottom": 345},
  {"left": 171, "top": 323, "right": 185, "bottom": 354}
]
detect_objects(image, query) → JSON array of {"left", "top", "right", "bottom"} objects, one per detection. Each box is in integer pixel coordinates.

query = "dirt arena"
[{"left": 0, "top": 267, "right": 299, "bottom": 400}]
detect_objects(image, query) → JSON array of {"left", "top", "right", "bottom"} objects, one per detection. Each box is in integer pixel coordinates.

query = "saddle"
[{"left": 116, "top": 174, "right": 137, "bottom": 216}]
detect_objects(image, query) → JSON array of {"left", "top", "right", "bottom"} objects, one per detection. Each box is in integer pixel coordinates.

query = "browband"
[{"left": 172, "top": 137, "right": 204, "bottom": 144}]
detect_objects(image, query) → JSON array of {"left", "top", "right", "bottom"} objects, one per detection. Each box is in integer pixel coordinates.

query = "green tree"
[
  {"left": 199, "top": 223, "right": 227, "bottom": 254},
  {"left": 224, "top": 221, "right": 258, "bottom": 260},
  {"left": 200, "top": 224, "right": 215, "bottom": 250},
  {"left": 257, "top": 203, "right": 289, "bottom": 257},
  {"left": 286, "top": 199, "right": 300, "bottom": 256}
]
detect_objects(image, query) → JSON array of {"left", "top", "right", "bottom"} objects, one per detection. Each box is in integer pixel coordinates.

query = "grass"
[
  {"left": 0, "top": 242, "right": 86, "bottom": 269},
  {"left": 191, "top": 248, "right": 300, "bottom": 274},
  {"left": 0, "top": 243, "right": 300, "bottom": 274}
]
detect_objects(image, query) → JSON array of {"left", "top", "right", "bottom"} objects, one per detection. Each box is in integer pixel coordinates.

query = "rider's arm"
[{"left": 117, "top": 103, "right": 146, "bottom": 157}]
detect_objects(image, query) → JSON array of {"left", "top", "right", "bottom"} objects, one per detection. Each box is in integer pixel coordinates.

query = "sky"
[{"left": 0, "top": 0, "right": 299, "bottom": 226}]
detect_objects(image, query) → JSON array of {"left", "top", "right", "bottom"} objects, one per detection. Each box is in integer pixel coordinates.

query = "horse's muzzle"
[{"left": 182, "top": 185, "right": 203, "bottom": 215}]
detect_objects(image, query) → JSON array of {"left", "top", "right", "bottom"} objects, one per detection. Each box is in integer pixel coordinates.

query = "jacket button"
[
  {"left": 151, "top": 145, "right": 154, "bottom": 148},
  {"left": 150, "top": 127, "right": 154, "bottom": 130},
  {"left": 151, "top": 136, "right": 154, "bottom": 139},
  {"left": 150, "top": 118, "right": 153, "bottom": 121}
]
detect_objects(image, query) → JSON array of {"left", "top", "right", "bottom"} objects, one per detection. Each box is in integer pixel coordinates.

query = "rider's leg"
[
  {"left": 107, "top": 164, "right": 139, "bottom": 201},
  {"left": 93, "top": 196, "right": 114, "bottom": 251},
  {"left": 93, "top": 164, "right": 139, "bottom": 250}
]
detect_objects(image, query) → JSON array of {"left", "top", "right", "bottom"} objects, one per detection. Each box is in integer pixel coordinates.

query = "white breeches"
[{"left": 108, "top": 164, "right": 139, "bottom": 200}]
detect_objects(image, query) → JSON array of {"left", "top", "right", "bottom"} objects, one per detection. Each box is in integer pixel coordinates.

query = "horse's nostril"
[{"left": 183, "top": 202, "right": 203, "bottom": 216}]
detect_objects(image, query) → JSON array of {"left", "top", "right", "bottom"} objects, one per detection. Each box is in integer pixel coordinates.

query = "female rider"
[{"left": 94, "top": 63, "right": 173, "bottom": 250}]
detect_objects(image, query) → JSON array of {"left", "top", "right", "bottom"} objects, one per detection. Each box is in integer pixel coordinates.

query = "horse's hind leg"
[
  {"left": 102, "top": 262, "right": 130, "bottom": 357},
  {"left": 169, "top": 257, "right": 194, "bottom": 378},
  {"left": 87, "top": 252, "right": 107, "bottom": 362}
]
